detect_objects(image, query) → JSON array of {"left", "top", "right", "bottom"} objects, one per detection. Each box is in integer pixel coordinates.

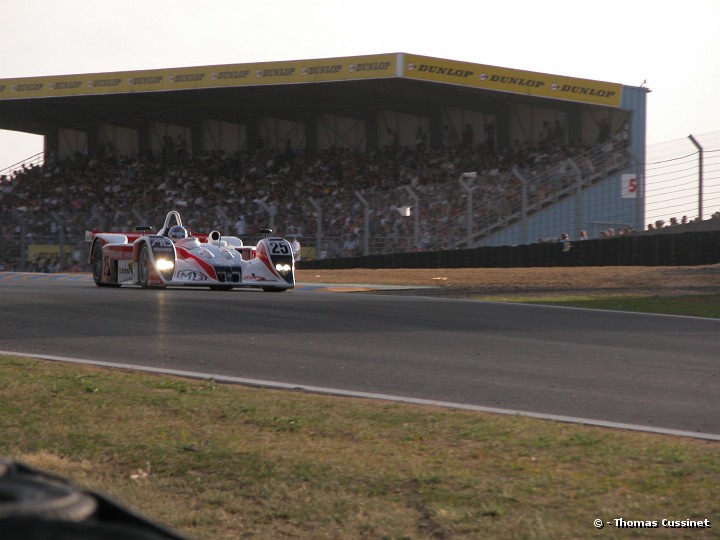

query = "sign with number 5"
[{"left": 621, "top": 174, "right": 638, "bottom": 199}]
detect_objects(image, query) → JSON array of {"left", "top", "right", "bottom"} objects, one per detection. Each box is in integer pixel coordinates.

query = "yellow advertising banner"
[
  {"left": 403, "top": 54, "right": 623, "bottom": 107},
  {"left": 0, "top": 53, "right": 621, "bottom": 107},
  {"left": 0, "top": 54, "right": 398, "bottom": 99}
]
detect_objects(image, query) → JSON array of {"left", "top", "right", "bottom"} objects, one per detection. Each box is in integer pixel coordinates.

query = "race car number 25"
[{"left": 269, "top": 241, "right": 289, "bottom": 255}]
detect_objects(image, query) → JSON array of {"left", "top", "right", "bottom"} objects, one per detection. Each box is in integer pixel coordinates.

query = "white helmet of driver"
[{"left": 168, "top": 225, "right": 188, "bottom": 241}]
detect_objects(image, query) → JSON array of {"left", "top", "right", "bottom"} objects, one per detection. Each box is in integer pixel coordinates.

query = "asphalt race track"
[{"left": 1, "top": 273, "right": 719, "bottom": 440}]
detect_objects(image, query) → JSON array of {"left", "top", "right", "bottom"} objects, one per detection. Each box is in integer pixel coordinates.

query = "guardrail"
[
  {"left": 299, "top": 229, "right": 720, "bottom": 270},
  {"left": 3, "top": 226, "right": 719, "bottom": 273}
]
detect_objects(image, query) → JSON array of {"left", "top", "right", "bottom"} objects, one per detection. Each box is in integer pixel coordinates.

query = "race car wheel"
[
  {"left": 138, "top": 245, "right": 164, "bottom": 289},
  {"left": 91, "top": 241, "right": 119, "bottom": 288},
  {"left": 138, "top": 245, "right": 150, "bottom": 288}
]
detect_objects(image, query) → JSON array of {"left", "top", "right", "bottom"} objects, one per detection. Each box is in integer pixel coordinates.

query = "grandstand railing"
[
  {"left": 455, "top": 140, "right": 633, "bottom": 247},
  {"left": 0, "top": 152, "right": 44, "bottom": 180},
  {"left": 306, "top": 138, "right": 634, "bottom": 256}
]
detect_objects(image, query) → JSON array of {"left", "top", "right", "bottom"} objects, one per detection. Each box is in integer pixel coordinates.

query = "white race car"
[{"left": 87, "top": 210, "right": 295, "bottom": 292}]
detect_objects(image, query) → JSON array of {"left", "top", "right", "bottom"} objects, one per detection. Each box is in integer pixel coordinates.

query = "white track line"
[{"left": 2, "top": 350, "right": 719, "bottom": 442}]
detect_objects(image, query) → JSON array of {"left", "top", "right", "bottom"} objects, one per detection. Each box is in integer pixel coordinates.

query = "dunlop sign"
[
  {"left": 0, "top": 53, "right": 621, "bottom": 107},
  {"left": 405, "top": 54, "right": 622, "bottom": 107}
]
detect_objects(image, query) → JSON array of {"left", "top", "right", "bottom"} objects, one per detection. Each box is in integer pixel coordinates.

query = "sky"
[{"left": 1, "top": 0, "right": 719, "bottom": 169}]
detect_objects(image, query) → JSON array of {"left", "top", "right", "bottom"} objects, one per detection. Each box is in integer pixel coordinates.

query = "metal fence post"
[
  {"left": 512, "top": 168, "right": 528, "bottom": 245},
  {"left": 51, "top": 212, "right": 66, "bottom": 272},
  {"left": 567, "top": 158, "right": 583, "bottom": 238},
  {"left": 20, "top": 220, "right": 27, "bottom": 272},
  {"left": 458, "top": 173, "right": 476, "bottom": 247},
  {"left": 688, "top": 134, "right": 704, "bottom": 221},
  {"left": 355, "top": 192, "right": 370, "bottom": 256},
  {"left": 308, "top": 196, "right": 323, "bottom": 259},
  {"left": 403, "top": 185, "right": 420, "bottom": 250}
]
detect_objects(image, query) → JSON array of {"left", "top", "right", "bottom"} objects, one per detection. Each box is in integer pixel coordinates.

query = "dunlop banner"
[
  {"left": 0, "top": 54, "right": 398, "bottom": 100},
  {"left": 0, "top": 53, "right": 620, "bottom": 106},
  {"left": 403, "top": 54, "right": 622, "bottom": 107}
]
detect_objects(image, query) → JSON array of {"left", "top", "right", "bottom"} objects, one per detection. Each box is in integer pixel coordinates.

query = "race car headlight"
[
  {"left": 275, "top": 263, "right": 292, "bottom": 274},
  {"left": 156, "top": 258, "right": 175, "bottom": 271}
]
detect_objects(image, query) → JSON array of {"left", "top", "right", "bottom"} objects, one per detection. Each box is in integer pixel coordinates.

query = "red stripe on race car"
[
  {"left": 256, "top": 243, "right": 281, "bottom": 278},
  {"left": 176, "top": 246, "right": 217, "bottom": 280}
]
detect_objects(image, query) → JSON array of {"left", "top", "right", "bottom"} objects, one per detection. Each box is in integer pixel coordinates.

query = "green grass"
[
  {"left": 2, "top": 355, "right": 719, "bottom": 539},
  {"left": 485, "top": 293, "right": 720, "bottom": 319}
]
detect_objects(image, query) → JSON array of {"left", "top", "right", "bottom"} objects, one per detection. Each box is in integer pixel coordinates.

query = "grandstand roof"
[{"left": 0, "top": 53, "right": 624, "bottom": 136}]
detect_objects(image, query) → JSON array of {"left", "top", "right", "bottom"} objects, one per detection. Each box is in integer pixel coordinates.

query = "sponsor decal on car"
[
  {"left": 118, "top": 260, "right": 134, "bottom": 283},
  {"left": 177, "top": 270, "right": 208, "bottom": 282},
  {"left": 151, "top": 237, "right": 174, "bottom": 249}
]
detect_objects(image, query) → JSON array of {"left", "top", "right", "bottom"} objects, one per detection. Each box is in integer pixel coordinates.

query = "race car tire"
[
  {"left": 138, "top": 245, "right": 151, "bottom": 288},
  {"left": 138, "top": 245, "right": 164, "bottom": 289},
  {"left": 0, "top": 459, "right": 190, "bottom": 540},
  {"left": 91, "top": 241, "right": 120, "bottom": 288},
  {"left": 0, "top": 464, "right": 97, "bottom": 522},
  {"left": 262, "top": 287, "right": 287, "bottom": 293}
]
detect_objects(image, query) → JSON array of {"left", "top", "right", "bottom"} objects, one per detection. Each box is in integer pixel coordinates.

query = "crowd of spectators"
[
  {"left": 0, "top": 123, "right": 631, "bottom": 269},
  {"left": 646, "top": 211, "right": 720, "bottom": 232},
  {"left": 648, "top": 215, "right": 701, "bottom": 230}
]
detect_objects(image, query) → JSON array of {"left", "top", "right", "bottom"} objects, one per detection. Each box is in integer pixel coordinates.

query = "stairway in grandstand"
[{"left": 423, "top": 139, "right": 633, "bottom": 250}]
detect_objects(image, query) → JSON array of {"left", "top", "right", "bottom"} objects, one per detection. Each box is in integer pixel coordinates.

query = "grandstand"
[{"left": 0, "top": 53, "right": 648, "bottom": 268}]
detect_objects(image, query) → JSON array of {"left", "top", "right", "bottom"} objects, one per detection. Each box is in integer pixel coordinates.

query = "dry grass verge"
[
  {"left": 298, "top": 265, "right": 720, "bottom": 299},
  {"left": 2, "top": 356, "right": 719, "bottom": 539}
]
